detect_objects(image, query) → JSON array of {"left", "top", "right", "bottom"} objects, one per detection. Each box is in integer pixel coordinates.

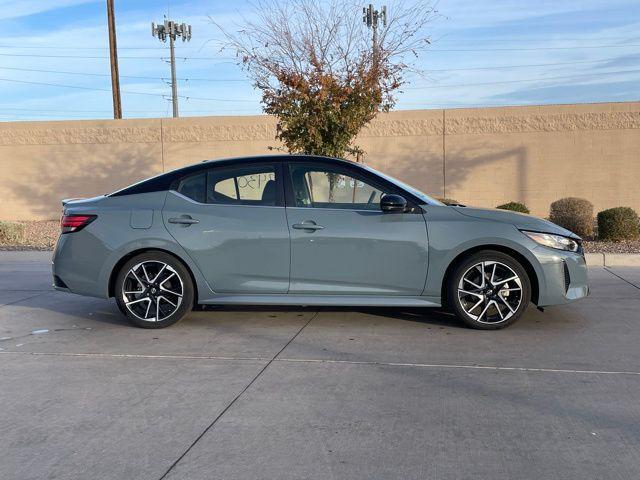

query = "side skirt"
[{"left": 199, "top": 294, "right": 441, "bottom": 308}]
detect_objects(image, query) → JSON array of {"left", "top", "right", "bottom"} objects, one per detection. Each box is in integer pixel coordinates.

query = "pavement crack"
[
  {"left": 4, "top": 350, "right": 640, "bottom": 377},
  {"left": 274, "top": 357, "right": 640, "bottom": 376},
  {"left": 604, "top": 267, "right": 640, "bottom": 290},
  {"left": 2, "top": 289, "right": 53, "bottom": 292},
  {"left": 157, "top": 310, "right": 319, "bottom": 480},
  {"left": 0, "top": 326, "right": 91, "bottom": 346},
  {"left": 0, "top": 351, "right": 268, "bottom": 361},
  {"left": 0, "top": 291, "right": 50, "bottom": 309}
]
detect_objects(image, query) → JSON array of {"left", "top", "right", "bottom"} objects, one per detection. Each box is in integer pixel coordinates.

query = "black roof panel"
[{"left": 110, "top": 154, "right": 352, "bottom": 197}]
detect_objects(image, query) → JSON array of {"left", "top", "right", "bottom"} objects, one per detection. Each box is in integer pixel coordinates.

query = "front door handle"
[
  {"left": 292, "top": 221, "right": 324, "bottom": 231},
  {"left": 168, "top": 216, "right": 200, "bottom": 225}
]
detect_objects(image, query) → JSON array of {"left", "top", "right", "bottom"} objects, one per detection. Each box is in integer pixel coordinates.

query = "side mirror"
[{"left": 380, "top": 194, "right": 407, "bottom": 213}]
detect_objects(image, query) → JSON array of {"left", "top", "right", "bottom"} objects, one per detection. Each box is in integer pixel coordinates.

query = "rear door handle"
[
  {"left": 292, "top": 221, "right": 324, "bottom": 231},
  {"left": 168, "top": 216, "right": 200, "bottom": 225}
]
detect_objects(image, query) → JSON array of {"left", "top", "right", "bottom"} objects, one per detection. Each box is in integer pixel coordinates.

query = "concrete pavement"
[{"left": 1, "top": 251, "right": 639, "bottom": 480}]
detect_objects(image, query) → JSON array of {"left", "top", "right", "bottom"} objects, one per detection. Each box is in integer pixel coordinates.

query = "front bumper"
[{"left": 535, "top": 248, "right": 589, "bottom": 307}]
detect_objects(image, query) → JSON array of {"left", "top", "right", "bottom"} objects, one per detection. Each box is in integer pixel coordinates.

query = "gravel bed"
[
  {"left": 2, "top": 220, "right": 640, "bottom": 254},
  {"left": 0, "top": 220, "right": 59, "bottom": 251},
  {"left": 583, "top": 240, "right": 640, "bottom": 254}
]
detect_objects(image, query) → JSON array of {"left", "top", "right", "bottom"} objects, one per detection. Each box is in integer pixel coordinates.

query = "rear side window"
[
  {"left": 177, "top": 173, "right": 206, "bottom": 203},
  {"left": 208, "top": 166, "right": 278, "bottom": 206},
  {"left": 175, "top": 164, "right": 280, "bottom": 206}
]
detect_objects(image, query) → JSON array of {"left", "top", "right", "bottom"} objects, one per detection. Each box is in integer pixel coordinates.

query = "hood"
[{"left": 453, "top": 206, "right": 579, "bottom": 239}]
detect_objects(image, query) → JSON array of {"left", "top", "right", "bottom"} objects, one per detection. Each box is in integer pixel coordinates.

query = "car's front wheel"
[
  {"left": 115, "top": 252, "right": 194, "bottom": 328},
  {"left": 448, "top": 250, "right": 531, "bottom": 330}
]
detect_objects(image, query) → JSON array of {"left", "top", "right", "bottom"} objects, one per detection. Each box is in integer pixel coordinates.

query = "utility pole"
[
  {"left": 152, "top": 18, "right": 192, "bottom": 118},
  {"left": 106, "top": 0, "right": 122, "bottom": 119},
  {"left": 363, "top": 4, "right": 387, "bottom": 66}
]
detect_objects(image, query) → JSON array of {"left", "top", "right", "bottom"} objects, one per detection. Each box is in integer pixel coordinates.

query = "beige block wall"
[
  {"left": 444, "top": 102, "right": 640, "bottom": 214},
  {"left": 160, "top": 115, "right": 279, "bottom": 171},
  {"left": 0, "top": 119, "right": 163, "bottom": 220},
  {"left": 0, "top": 102, "right": 638, "bottom": 221},
  {"left": 357, "top": 108, "right": 445, "bottom": 200}
]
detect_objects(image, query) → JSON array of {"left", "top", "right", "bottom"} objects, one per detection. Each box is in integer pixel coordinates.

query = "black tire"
[
  {"left": 447, "top": 250, "right": 531, "bottom": 330},
  {"left": 115, "top": 251, "right": 194, "bottom": 329}
]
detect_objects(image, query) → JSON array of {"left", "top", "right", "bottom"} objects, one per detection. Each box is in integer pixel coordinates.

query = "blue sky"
[{"left": 0, "top": 0, "right": 639, "bottom": 121}]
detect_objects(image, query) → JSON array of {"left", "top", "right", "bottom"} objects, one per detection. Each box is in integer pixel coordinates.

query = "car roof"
[
  {"left": 201, "top": 154, "right": 352, "bottom": 166},
  {"left": 110, "top": 154, "right": 360, "bottom": 197},
  {"left": 110, "top": 154, "right": 429, "bottom": 205}
]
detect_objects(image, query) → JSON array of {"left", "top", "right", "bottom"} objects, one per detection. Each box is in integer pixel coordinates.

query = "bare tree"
[{"left": 214, "top": 0, "right": 436, "bottom": 159}]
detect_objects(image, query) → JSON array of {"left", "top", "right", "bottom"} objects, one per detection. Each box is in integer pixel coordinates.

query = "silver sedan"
[{"left": 52, "top": 155, "right": 588, "bottom": 329}]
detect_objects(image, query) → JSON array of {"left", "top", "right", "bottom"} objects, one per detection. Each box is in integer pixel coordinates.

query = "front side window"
[{"left": 289, "top": 164, "right": 387, "bottom": 210}]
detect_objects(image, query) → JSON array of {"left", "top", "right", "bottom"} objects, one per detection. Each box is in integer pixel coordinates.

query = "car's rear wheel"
[
  {"left": 115, "top": 252, "right": 194, "bottom": 328},
  {"left": 448, "top": 250, "right": 531, "bottom": 330}
]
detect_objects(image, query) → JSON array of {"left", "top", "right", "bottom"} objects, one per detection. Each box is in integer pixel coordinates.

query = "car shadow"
[
  {"left": 6, "top": 291, "right": 464, "bottom": 330},
  {"left": 195, "top": 304, "right": 465, "bottom": 328}
]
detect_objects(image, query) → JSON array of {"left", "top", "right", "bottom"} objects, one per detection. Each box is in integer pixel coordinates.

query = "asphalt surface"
[{"left": 1, "top": 251, "right": 639, "bottom": 480}]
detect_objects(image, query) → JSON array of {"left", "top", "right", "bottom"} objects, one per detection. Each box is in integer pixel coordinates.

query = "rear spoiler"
[{"left": 61, "top": 198, "right": 84, "bottom": 207}]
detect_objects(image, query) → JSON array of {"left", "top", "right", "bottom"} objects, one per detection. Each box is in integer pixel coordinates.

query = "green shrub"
[
  {"left": 597, "top": 207, "right": 640, "bottom": 241},
  {"left": 496, "top": 202, "right": 530, "bottom": 214},
  {"left": 436, "top": 197, "right": 460, "bottom": 206},
  {"left": 0, "top": 221, "right": 25, "bottom": 244},
  {"left": 549, "top": 197, "right": 594, "bottom": 238}
]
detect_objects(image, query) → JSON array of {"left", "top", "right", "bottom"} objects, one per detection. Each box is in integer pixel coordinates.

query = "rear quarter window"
[{"left": 176, "top": 173, "right": 206, "bottom": 203}]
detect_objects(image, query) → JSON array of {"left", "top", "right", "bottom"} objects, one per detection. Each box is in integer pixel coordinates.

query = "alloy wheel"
[
  {"left": 121, "top": 260, "right": 184, "bottom": 322},
  {"left": 457, "top": 261, "right": 523, "bottom": 324}
]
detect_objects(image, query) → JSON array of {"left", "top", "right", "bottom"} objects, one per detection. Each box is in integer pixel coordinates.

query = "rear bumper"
[
  {"left": 52, "top": 231, "right": 109, "bottom": 298},
  {"left": 536, "top": 249, "right": 589, "bottom": 307},
  {"left": 52, "top": 272, "right": 71, "bottom": 292}
]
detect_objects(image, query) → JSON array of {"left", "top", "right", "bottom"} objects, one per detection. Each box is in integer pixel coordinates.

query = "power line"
[
  {"left": 0, "top": 106, "right": 260, "bottom": 113},
  {"left": 431, "top": 35, "right": 640, "bottom": 43},
  {"left": 392, "top": 101, "right": 606, "bottom": 109},
  {"left": 1, "top": 36, "right": 639, "bottom": 50},
  {"left": 0, "top": 52, "right": 234, "bottom": 63},
  {"left": 0, "top": 106, "right": 166, "bottom": 113},
  {"left": 0, "top": 66, "right": 166, "bottom": 80},
  {"left": 1, "top": 69, "right": 638, "bottom": 100},
  {"left": 137, "top": 43, "right": 640, "bottom": 58},
  {"left": 0, "top": 52, "right": 164, "bottom": 59},
  {"left": 152, "top": 43, "right": 640, "bottom": 58},
  {"left": 181, "top": 94, "right": 258, "bottom": 103},
  {"left": 0, "top": 45, "right": 235, "bottom": 58},
  {"left": 429, "top": 44, "right": 640, "bottom": 52},
  {"left": 0, "top": 59, "right": 628, "bottom": 83},
  {"left": 0, "top": 112, "right": 123, "bottom": 119},
  {"left": 0, "top": 77, "right": 258, "bottom": 102},
  {"left": 1, "top": 65, "right": 638, "bottom": 97},
  {"left": 3, "top": 58, "right": 624, "bottom": 82},
  {"left": 1, "top": 43, "right": 637, "bottom": 61},
  {"left": 0, "top": 77, "right": 161, "bottom": 96},
  {"left": 0, "top": 44, "right": 170, "bottom": 50},
  {"left": 404, "top": 68, "right": 640, "bottom": 90},
  {"left": 425, "top": 58, "right": 628, "bottom": 73},
  {"left": 0, "top": 111, "right": 262, "bottom": 121},
  {"left": 0, "top": 66, "right": 248, "bottom": 82}
]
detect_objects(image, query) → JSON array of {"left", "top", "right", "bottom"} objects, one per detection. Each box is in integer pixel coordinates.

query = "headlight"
[{"left": 521, "top": 230, "right": 580, "bottom": 252}]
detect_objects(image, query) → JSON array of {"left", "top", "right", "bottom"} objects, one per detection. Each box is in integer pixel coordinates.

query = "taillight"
[{"left": 60, "top": 214, "right": 96, "bottom": 234}]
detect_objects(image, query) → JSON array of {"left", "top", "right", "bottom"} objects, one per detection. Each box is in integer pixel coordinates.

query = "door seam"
[{"left": 284, "top": 205, "right": 293, "bottom": 294}]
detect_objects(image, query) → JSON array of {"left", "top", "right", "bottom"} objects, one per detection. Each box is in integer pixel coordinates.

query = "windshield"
[{"left": 362, "top": 165, "right": 445, "bottom": 206}]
